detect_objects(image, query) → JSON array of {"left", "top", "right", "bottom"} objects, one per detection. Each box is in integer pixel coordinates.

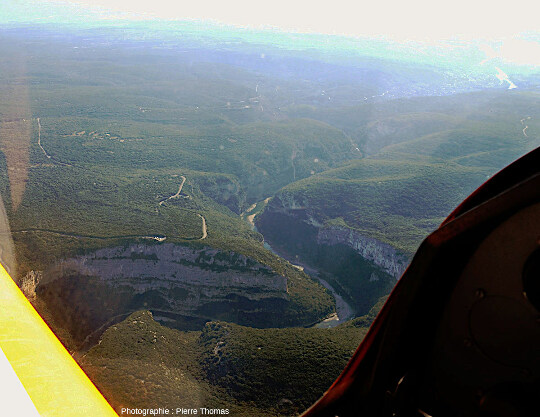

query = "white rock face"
[
  {"left": 41, "top": 243, "right": 288, "bottom": 318},
  {"left": 19, "top": 270, "right": 42, "bottom": 298},
  {"left": 273, "top": 192, "right": 308, "bottom": 211},
  {"left": 317, "top": 227, "right": 409, "bottom": 279},
  {"left": 265, "top": 193, "right": 409, "bottom": 279}
]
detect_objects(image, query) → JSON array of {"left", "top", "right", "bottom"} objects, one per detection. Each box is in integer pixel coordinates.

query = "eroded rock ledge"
[
  {"left": 317, "top": 227, "right": 408, "bottom": 279},
  {"left": 260, "top": 193, "right": 410, "bottom": 279},
  {"left": 51, "top": 243, "right": 287, "bottom": 298},
  {"left": 37, "top": 243, "right": 289, "bottom": 347}
]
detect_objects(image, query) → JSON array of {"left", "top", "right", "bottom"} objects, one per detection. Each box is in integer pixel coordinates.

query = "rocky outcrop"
[
  {"left": 37, "top": 243, "right": 289, "bottom": 347},
  {"left": 268, "top": 192, "right": 308, "bottom": 213},
  {"left": 256, "top": 202, "right": 408, "bottom": 315},
  {"left": 19, "top": 270, "right": 42, "bottom": 298},
  {"left": 48, "top": 244, "right": 287, "bottom": 299},
  {"left": 196, "top": 176, "right": 247, "bottom": 214},
  {"left": 260, "top": 194, "right": 409, "bottom": 279},
  {"left": 317, "top": 227, "right": 408, "bottom": 279}
]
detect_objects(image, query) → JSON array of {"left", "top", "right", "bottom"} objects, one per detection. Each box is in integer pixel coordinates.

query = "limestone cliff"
[
  {"left": 259, "top": 194, "right": 409, "bottom": 279},
  {"left": 317, "top": 227, "right": 408, "bottom": 279},
  {"left": 19, "top": 270, "right": 42, "bottom": 299},
  {"left": 36, "top": 243, "right": 289, "bottom": 347}
]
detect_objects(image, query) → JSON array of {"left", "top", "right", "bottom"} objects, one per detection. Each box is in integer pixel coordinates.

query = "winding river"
[{"left": 242, "top": 199, "right": 354, "bottom": 328}]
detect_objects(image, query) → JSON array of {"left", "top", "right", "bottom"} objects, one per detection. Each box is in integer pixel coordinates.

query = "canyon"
[{"left": 34, "top": 243, "right": 290, "bottom": 348}]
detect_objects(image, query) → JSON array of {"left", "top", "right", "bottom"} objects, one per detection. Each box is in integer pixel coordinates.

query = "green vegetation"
[
  {"left": 81, "top": 310, "right": 369, "bottom": 416},
  {"left": 258, "top": 91, "right": 540, "bottom": 318},
  {"left": 81, "top": 311, "right": 265, "bottom": 417},
  {"left": 199, "top": 321, "right": 364, "bottom": 414},
  {"left": 266, "top": 94, "right": 540, "bottom": 255},
  {"left": 1, "top": 38, "right": 357, "bottom": 324},
  {"left": 2, "top": 25, "right": 539, "bottom": 417}
]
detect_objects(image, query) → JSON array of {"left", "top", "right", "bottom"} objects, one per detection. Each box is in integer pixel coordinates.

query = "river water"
[
  {"left": 244, "top": 202, "right": 354, "bottom": 328},
  {"left": 265, "top": 245, "right": 354, "bottom": 328}
]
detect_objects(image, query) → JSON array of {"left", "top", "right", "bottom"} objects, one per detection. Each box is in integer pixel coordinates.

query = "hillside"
[
  {"left": 80, "top": 309, "right": 372, "bottom": 416},
  {"left": 264, "top": 107, "right": 540, "bottom": 253},
  {"left": 257, "top": 91, "right": 540, "bottom": 314},
  {"left": 1, "top": 22, "right": 538, "bottom": 416}
]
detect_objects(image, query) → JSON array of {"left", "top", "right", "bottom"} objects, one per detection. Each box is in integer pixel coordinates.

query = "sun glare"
[{"left": 54, "top": 0, "right": 539, "bottom": 42}]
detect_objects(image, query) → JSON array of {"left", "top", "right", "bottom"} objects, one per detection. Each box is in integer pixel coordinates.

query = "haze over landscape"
[{"left": 0, "top": 1, "right": 539, "bottom": 416}]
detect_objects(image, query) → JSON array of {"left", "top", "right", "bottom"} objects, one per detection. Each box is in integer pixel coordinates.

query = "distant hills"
[{"left": 0, "top": 21, "right": 538, "bottom": 416}]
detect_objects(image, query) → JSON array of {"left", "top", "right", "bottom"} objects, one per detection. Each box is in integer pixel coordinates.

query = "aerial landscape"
[{"left": 0, "top": 1, "right": 539, "bottom": 416}]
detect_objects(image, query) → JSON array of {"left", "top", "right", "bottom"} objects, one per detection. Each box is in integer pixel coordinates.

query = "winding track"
[
  {"left": 36, "top": 118, "right": 50, "bottom": 159},
  {"left": 521, "top": 116, "right": 531, "bottom": 137},
  {"left": 10, "top": 228, "right": 167, "bottom": 241},
  {"left": 14, "top": 176, "right": 208, "bottom": 241},
  {"left": 159, "top": 175, "right": 186, "bottom": 205},
  {"left": 158, "top": 176, "right": 207, "bottom": 240},
  {"left": 198, "top": 214, "right": 207, "bottom": 240},
  {"left": 36, "top": 118, "right": 72, "bottom": 166},
  {"left": 30, "top": 128, "right": 207, "bottom": 241}
]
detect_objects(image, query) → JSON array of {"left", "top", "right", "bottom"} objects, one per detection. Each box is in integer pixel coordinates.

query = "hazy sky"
[
  {"left": 51, "top": 0, "right": 538, "bottom": 41},
  {"left": 1, "top": 0, "right": 539, "bottom": 66}
]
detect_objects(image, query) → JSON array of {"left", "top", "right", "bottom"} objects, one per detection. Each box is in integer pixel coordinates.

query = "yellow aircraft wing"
[{"left": 0, "top": 264, "right": 118, "bottom": 417}]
